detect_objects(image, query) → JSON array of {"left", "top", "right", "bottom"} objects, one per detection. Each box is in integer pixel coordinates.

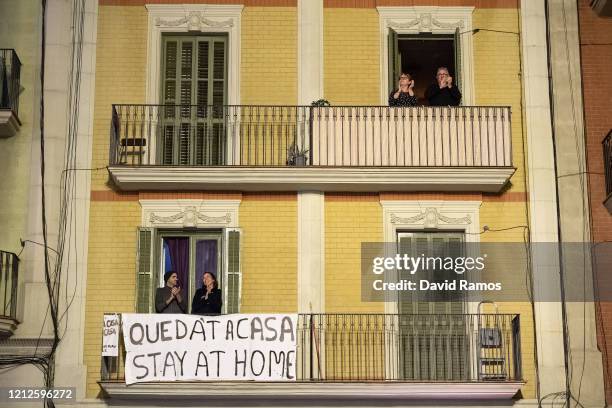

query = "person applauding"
[
  {"left": 389, "top": 73, "right": 418, "bottom": 107},
  {"left": 192, "top": 272, "right": 222, "bottom": 315},
  {"left": 425, "top": 67, "right": 462, "bottom": 106},
  {"left": 155, "top": 271, "right": 186, "bottom": 314}
]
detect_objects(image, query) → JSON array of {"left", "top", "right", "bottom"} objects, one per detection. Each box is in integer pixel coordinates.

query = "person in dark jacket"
[
  {"left": 389, "top": 72, "right": 418, "bottom": 107},
  {"left": 192, "top": 272, "right": 222, "bottom": 315},
  {"left": 155, "top": 271, "right": 187, "bottom": 314},
  {"left": 425, "top": 67, "right": 462, "bottom": 106}
]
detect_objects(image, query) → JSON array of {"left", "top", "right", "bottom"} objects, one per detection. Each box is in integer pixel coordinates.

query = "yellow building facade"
[{"left": 84, "top": 0, "right": 535, "bottom": 403}]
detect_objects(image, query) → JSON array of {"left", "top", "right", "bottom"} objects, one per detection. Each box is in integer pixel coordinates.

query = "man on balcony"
[
  {"left": 425, "top": 67, "right": 462, "bottom": 106},
  {"left": 155, "top": 271, "right": 186, "bottom": 314}
]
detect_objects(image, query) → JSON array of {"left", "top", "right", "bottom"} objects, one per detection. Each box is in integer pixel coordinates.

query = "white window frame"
[
  {"left": 380, "top": 200, "right": 481, "bottom": 314},
  {"left": 377, "top": 6, "right": 475, "bottom": 105},
  {"left": 140, "top": 199, "right": 241, "bottom": 313},
  {"left": 145, "top": 4, "right": 243, "bottom": 106}
]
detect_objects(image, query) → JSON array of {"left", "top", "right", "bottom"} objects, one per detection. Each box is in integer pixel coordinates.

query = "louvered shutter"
[
  {"left": 454, "top": 27, "right": 462, "bottom": 100},
  {"left": 224, "top": 228, "right": 241, "bottom": 314},
  {"left": 388, "top": 28, "right": 400, "bottom": 94},
  {"left": 136, "top": 228, "right": 154, "bottom": 313},
  {"left": 161, "top": 35, "right": 227, "bottom": 165}
]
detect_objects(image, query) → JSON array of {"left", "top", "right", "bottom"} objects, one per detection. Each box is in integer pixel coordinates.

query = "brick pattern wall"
[
  {"left": 578, "top": 0, "right": 612, "bottom": 403},
  {"left": 325, "top": 199, "right": 384, "bottom": 312},
  {"left": 240, "top": 194, "right": 298, "bottom": 312},
  {"left": 84, "top": 201, "right": 141, "bottom": 397},
  {"left": 323, "top": 8, "right": 380, "bottom": 105},
  {"left": 91, "top": 5, "right": 147, "bottom": 191},
  {"left": 473, "top": 8, "right": 526, "bottom": 193},
  {"left": 241, "top": 7, "right": 297, "bottom": 104}
]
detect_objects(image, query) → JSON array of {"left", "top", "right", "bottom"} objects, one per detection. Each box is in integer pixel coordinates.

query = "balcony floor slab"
[
  {"left": 108, "top": 166, "right": 516, "bottom": 193},
  {"left": 99, "top": 380, "right": 524, "bottom": 401}
]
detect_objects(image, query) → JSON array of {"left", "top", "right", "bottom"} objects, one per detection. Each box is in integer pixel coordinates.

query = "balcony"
[
  {"left": 107, "top": 105, "right": 515, "bottom": 193},
  {"left": 99, "top": 313, "right": 523, "bottom": 401},
  {"left": 604, "top": 130, "right": 612, "bottom": 213},
  {"left": 0, "top": 251, "right": 19, "bottom": 338},
  {"left": 0, "top": 49, "right": 22, "bottom": 137}
]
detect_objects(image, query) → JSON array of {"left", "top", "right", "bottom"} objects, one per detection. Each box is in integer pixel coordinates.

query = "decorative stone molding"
[
  {"left": 377, "top": 6, "right": 475, "bottom": 105},
  {"left": 390, "top": 208, "right": 471, "bottom": 228},
  {"left": 149, "top": 207, "right": 231, "bottom": 227},
  {"left": 155, "top": 11, "right": 234, "bottom": 30},
  {"left": 387, "top": 13, "right": 464, "bottom": 32},
  {"left": 145, "top": 4, "right": 243, "bottom": 105},
  {"left": 140, "top": 199, "right": 240, "bottom": 229}
]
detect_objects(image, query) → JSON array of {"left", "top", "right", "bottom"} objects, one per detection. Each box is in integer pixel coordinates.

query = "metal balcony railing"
[
  {"left": 604, "top": 130, "right": 612, "bottom": 199},
  {"left": 0, "top": 251, "right": 19, "bottom": 319},
  {"left": 101, "top": 313, "right": 521, "bottom": 383},
  {"left": 0, "top": 49, "right": 22, "bottom": 117},
  {"left": 110, "top": 105, "right": 512, "bottom": 168}
]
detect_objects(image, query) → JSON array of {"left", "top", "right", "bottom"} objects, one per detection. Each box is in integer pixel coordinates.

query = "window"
[
  {"left": 136, "top": 227, "right": 241, "bottom": 314},
  {"left": 160, "top": 35, "right": 228, "bottom": 165},
  {"left": 396, "top": 231, "right": 465, "bottom": 314},
  {"left": 397, "top": 231, "right": 468, "bottom": 381},
  {"left": 388, "top": 28, "right": 462, "bottom": 105}
]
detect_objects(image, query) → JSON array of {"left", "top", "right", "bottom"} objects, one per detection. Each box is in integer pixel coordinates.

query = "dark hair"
[
  {"left": 202, "top": 272, "right": 219, "bottom": 289},
  {"left": 164, "top": 270, "right": 177, "bottom": 284},
  {"left": 399, "top": 72, "right": 412, "bottom": 80}
]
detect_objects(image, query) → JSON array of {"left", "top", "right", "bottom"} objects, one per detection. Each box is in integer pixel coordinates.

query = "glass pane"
[{"left": 194, "top": 239, "right": 219, "bottom": 292}]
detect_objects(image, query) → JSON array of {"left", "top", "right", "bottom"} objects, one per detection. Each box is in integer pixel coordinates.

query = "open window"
[
  {"left": 136, "top": 227, "right": 241, "bottom": 314},
  {"left": 388, "top": 28, "right": 462, "bottom": 105}
]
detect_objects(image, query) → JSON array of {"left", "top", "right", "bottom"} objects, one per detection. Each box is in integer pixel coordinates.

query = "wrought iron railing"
[
  {"left": 101, "top": 313, "right": 521, "bottom": 383},
  {"left": 0, "top": 251, "right": 19, "bottom": 319},
  {"left": 0, "top": 49, "right": 22, "bottom": 117},
  {"left": 110, "top": 105, "right": 513, "bottom": 168},
  {"left": 604, "top": 130, "right": 612, "bottom": 198}
]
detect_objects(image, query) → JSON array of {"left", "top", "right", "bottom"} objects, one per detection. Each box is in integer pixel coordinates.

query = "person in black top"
[
  {"left": 191, "top": 271, "right": 222, "bottom": 315},
  {"left": 425, "top": 67, "right": 462, "bottom": 106},
  {"left": 389, "top": 72, "right": 418, "bottom": 107}
]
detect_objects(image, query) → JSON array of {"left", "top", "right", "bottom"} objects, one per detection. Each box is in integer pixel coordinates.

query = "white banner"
[
  {"left": 121, "top": 313, "right": 297, "bottom": 385},
  {"left": 102, "top": 314, "right": 120, "bottom": 357}
]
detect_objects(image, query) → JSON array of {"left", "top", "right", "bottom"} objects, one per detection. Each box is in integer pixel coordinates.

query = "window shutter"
[
  {"left": 454, "top": 27, "right": 462, "bottom": 97},
  {"left": 388, "top": 28, "right": 400, "bottom": 94},
  {"left": 136, "top": 228, "right": 154, "bottom": 313},
  {"left": 224, "top": 228, "right": 241, "bottom": 314}
]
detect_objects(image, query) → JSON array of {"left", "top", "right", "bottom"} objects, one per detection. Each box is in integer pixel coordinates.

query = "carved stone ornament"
[
  {"left": 155, "top": 11, "right": 234, "bottom": 31},
  {"left": 388, "top": 13, "right": 464, "bottom": 32},
  {"left": 149, "top": 207, "right": 231, "bottom": 227},
  {"left": 390, "top": 208, "right": 471, "bottom": 228}
]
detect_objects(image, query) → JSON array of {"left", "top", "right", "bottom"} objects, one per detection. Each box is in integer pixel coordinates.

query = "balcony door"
[
  {"left": 388, "top": 29, "right": 461, "bottom": 105},
  {"left": 396, "top": 231, "right": 469, "bottom": 380},
  {"left": 160, "top": 35, "right": 228, "bottom": 165}
]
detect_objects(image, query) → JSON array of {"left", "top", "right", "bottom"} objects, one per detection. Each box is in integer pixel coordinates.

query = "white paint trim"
[
  {"left": 139, "top": 199, "right": 241, "bottom": 228},
  {"left": 99, "top": 380, "right": 523, "bottom": 400},
  {"left": 145, "top": 4, "right": 243, "bottom": 105},
  {"left": 109, "top": 166, "right": 514, "bottom": 192},
  {"left": 379, "top": 199, "right": 481, "bottom": 314},
  {"left": 297, "top": 0, "right": 324, "bottom": 104},
  {"left": 297, "top": 192, "right": 325, "bottom": 313},
  {"left": 377, "top": 6, "right": 475, "bottom": 105}
]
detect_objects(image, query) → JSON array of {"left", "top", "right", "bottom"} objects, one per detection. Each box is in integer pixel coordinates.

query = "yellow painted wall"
[
  {"left": 91, "top": 5, "right": 147, "bottom": 191},
  {"left": 473, "top": 8, "right": 526, "bottom": 193},
  {"left": 241, "top": 7, "right": 297, "bottom": 104},
  {"left": 323, "top": 9, "right": 380, "bottom": 105},
  {"left": 84, "top": 200, "right": 141, "bottom": 398},
  {"left": 240, "top": 197, "right": 298, "bottom": 312},
  {"left": 325, "top": 199, "right": 384, "bottom": 313}
]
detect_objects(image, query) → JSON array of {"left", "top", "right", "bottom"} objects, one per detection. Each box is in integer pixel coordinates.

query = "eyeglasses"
[
  {"left": 399, "top": 76, "right": 410, "bottom": 79},
  {"left": 437, "top": 73, "right": 449, "bottom": 77}
]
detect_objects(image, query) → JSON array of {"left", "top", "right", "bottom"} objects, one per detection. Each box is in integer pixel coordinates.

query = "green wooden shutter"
[
  {"left": 136, "top": 228, "right": 154, "bottom": 313},
  {"left": 388, "top": 28, "right": 400, "bottom": 94},
  {"left": 454, "top": 27, "right": 462, "bottom": 99},
  {"left": 161, "top": 35, "right": 227, "bottom": 165},
  {"left": 224, "top": 228, "right": 241, "bottom": 314}
]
